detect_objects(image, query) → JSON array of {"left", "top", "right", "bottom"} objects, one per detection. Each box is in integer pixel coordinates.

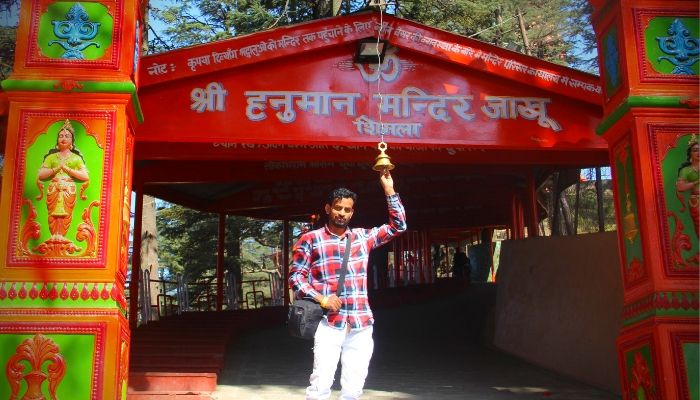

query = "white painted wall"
[{"left": 493, "top": 232, "right": 622, "bottom": 394}]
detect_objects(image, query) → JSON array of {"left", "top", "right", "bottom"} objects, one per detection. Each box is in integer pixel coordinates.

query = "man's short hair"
[{"left": 327, "top": 187, "right": 357, "bottom": 206}]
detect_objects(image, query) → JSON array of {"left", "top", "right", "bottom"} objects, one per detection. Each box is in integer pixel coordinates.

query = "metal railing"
[{"left": 127, "top": 269, "right": 285, "bottom": 324}]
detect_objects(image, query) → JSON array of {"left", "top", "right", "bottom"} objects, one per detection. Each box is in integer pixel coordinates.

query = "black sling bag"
[{"left": 287, "top": 234, "right": 352, "bottom": 340}]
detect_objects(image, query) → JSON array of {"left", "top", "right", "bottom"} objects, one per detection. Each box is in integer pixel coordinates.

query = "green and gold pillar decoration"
[
  {"left": 0, "top": 0, "right": 142, "bottom": 398},
  {"left": 590, "top": 0, "right": 699, "bottom": 399}
]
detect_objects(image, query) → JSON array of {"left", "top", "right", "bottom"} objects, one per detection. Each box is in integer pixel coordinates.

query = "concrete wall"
[{"left": 493, "top": 232, "right": 622, "bottom": 394}]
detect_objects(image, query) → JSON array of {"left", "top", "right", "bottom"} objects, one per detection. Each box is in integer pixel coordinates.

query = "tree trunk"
[
  {"left": 550, "top": 173, "right": 560, "bottom": 235},
  {"left": 332, "top": 0, "right": 341, "bottom": 16},
  {"left": 314, "top": 0, "right": 330, "bottom": 18},
  {"left": 595, "top": 167, "right": 605, "bottom": 232},
  {"left": 574, "top": 170, "right": 581, "bottom": 234},
  {"left": 225, "top": 216, "right": 243, "bottom": 305},
  {"left": 140, "top": 195, "right": 160, "bottom": 314},
  {"left": 516, "top": 7, "right": 531, "bottom": 56},
  {"left": 560, "top": 192, "right": 574, "bottom": 235},
  {"left": 494, "top": 5, "right": 503, "bottom": 47}
]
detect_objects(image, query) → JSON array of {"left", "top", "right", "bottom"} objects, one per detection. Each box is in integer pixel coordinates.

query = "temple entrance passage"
[{"left": 214, "top": 284, "right": 618, "bottom": 400}]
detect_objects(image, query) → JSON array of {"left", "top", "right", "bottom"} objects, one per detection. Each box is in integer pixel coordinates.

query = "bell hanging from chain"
[{"left": 372, "top": 141, "right": 395, "bottom": 172}]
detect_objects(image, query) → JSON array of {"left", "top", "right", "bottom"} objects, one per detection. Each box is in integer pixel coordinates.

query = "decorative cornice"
[
  {"left": 596, "top": 95, "right": 699, "bottom": 136},
  {"left": 0, "top": 79, "right": 143, "bottom": 123},
  {"left": 622, "top": 291, "right": 700, "bottom": 327}
]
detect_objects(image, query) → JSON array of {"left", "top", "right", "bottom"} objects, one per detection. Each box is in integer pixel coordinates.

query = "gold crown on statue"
[
  {"left": 688, "top": 133, "right": 698, "bottom": 146},
  {"left": 60, "top": 119, "right": 74, "bottom": 133}
]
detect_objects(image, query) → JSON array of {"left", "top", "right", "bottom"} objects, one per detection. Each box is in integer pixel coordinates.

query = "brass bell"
[{"left": 372, "top": 141, "right": 395, "bottom": 172}]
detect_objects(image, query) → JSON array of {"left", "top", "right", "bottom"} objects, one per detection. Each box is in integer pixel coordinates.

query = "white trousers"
[{"left": 305, "top": 319, "right": 374, "bottom": 400}]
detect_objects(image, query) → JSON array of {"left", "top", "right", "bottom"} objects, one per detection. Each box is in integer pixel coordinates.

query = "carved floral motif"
[
  {"left": 76, "top": 201, "right": 100, "bottom": 257},
  {"left": 628, "top": 352, "right": 659, "bottom": 400},
  {"left": 6, "top": 334, "right": 66, "bottom": 400},
  {"left": 18, "top": 199, "right": 41, "bottom": 256},
  {"left": 668, "top": 211, "right": 699, "bottom": 268}
]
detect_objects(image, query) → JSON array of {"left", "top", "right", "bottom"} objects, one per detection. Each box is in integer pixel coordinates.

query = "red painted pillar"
[
  {"left": 423, "top": 232, "right": 431, "bottom": 284},
  {"left": 416, "top": 231, "right": 423, "bottom": 284},
  {"left": 517, "top": 196, "right": 526, "bottom": 239},
  {"left": 392, "top": 240, "right": 398, "bottom": 286},
  {"left": 590, "top": 1, "right": 699, "bottom": 398},
  {"left": 510, "top": 193, "right": 521, "bottom": 239},
  {"left": 528, "top": 172, "right": 540, "bottom": 237},
  {"left": 283, "top": 219, "right": 290, "bottom": 307},
  {"left": 130, "top": 182, "right": 144, "bottom": 329},
  {"left": 216, "top": 213, "right": 225, "bottom": 311},
  {"left": 410, "top": 232, "right": 416, "bottom": 283}
]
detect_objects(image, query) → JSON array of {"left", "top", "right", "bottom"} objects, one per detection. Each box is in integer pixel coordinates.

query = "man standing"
[{"left": 289, "top": 171, "right": 407, "bottom": 400}]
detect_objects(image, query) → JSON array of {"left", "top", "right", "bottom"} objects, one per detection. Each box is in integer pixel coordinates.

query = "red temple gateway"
[{"left": 135, "top": 12, "right": 607, "bottom": 231}]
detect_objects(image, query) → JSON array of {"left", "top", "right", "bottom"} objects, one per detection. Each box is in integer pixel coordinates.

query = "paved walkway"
[{"left": 214, "top": 285, "right": 620, "bottom": 400}]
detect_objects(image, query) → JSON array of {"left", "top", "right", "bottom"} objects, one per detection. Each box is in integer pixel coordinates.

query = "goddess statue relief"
[
  {"left": 36, "top": 119, "right": 90, "bottom": 239},
  {"left": 676, "top": 134, "right": 699, "bottom": 237}
]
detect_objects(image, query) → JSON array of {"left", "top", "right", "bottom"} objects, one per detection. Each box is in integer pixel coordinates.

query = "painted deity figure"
[
  {"left": 36, "top": 119, "right": 89, "bottom": 238},
  {"left": 676, "top": 135, "right": 699, "bottom": 236}
]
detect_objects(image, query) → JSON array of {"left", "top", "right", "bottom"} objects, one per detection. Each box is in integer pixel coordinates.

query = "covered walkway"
[{"left": 214, "top": 284, "right": 619, "bottom": 400}]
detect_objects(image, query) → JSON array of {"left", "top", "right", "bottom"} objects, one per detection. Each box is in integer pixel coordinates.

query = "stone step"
[
  {"left": 128, "top": 372, "right": 218, "bottom": 392},
  {"left": 126, "top": 391, "right": 212, "bottom": 400},
  {"left": 129, "top": 356, "right": 224, "bottom": 372},
  {"left": 130, "top": 344, "right": 227, "bottom": 353}
]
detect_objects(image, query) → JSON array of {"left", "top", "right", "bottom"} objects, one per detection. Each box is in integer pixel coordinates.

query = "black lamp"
[{"left": 354, "top": 37, "right": 388, "bottom": 64}]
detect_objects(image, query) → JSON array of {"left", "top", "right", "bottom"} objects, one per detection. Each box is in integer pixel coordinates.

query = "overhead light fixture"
[
  {"left": 368, "top": 0, "right": 388, "bottom": 8},
  {"left": 354, "top": 37, "right": 388, "bottom": 64}
]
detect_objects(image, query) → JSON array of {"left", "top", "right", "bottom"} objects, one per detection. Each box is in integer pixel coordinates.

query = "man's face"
[{"left": 325, "top": 197, "right": 355, "bottom": 229}]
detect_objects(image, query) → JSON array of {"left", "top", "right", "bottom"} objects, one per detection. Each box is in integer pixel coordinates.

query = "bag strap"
[{"left": 335, "top": 233, "right": 352, "bottom": 298}]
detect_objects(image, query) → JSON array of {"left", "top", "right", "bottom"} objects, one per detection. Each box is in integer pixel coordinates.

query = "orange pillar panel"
[
  {"left": 590, "top": 0, "right": 699, "bottom": 399},
  {"left": 0, "top": 0, "right": 141, "bottom": 398}
]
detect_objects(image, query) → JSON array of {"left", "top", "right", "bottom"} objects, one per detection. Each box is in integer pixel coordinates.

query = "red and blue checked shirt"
[{"left": 289, "top": 194, "right": 407, "bottom": 331}]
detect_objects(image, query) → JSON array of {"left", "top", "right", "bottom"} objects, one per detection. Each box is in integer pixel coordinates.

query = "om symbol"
[{"left": 357, "top": 51, "right": 401, "bottom": 83}]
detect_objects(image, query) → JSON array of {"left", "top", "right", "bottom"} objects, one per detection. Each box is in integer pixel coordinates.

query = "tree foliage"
[
  {"left": 0, "top": 0, "right": 18, "bottom": 80},
  {"left": 156, "top": 202, "right": 290, "bottom": 280},
  {"left": 148, "top": 0, "right": 597, "bottom": 71},
  {"left": 148, "top": 0, "right": 364, "bottom": 53},
  {"left": 539, "top": 168, "right": 615, "bottom": 236},
  {"left": 564, "top": 0, "right": 598, "bottom": 72},
  {"left": 0, "top": 0, "right": 17, "bottom": 13},
  {"left": 396, "top": 0, "right": 596, "bottom": 70}
]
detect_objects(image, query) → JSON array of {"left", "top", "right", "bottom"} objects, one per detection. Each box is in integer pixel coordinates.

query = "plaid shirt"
[{"left": 289, "top": 194, "right": 407, "bottom": 331}]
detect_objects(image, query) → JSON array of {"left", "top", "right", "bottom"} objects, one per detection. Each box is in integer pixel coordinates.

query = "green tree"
[
  {"left": 0, "top": 26, "right": 14, "bottom": 80},
  {"left": 565, "top": 0, "right": 598, "bottom": 72},
  {"left": 155, "top": 202, "right": 289, "bottom": 281},
  {"left": 397, "top": 0, "right": 595, "bottom": 69},
  {"left": 0, "top": 0, "right": 18, "bottom": 80},
  {"left": 148, "top": 0, "right": 363, "bottom": 53},
  {"left": 148, "top": 0, "right": 597, "bottom": 69}
]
